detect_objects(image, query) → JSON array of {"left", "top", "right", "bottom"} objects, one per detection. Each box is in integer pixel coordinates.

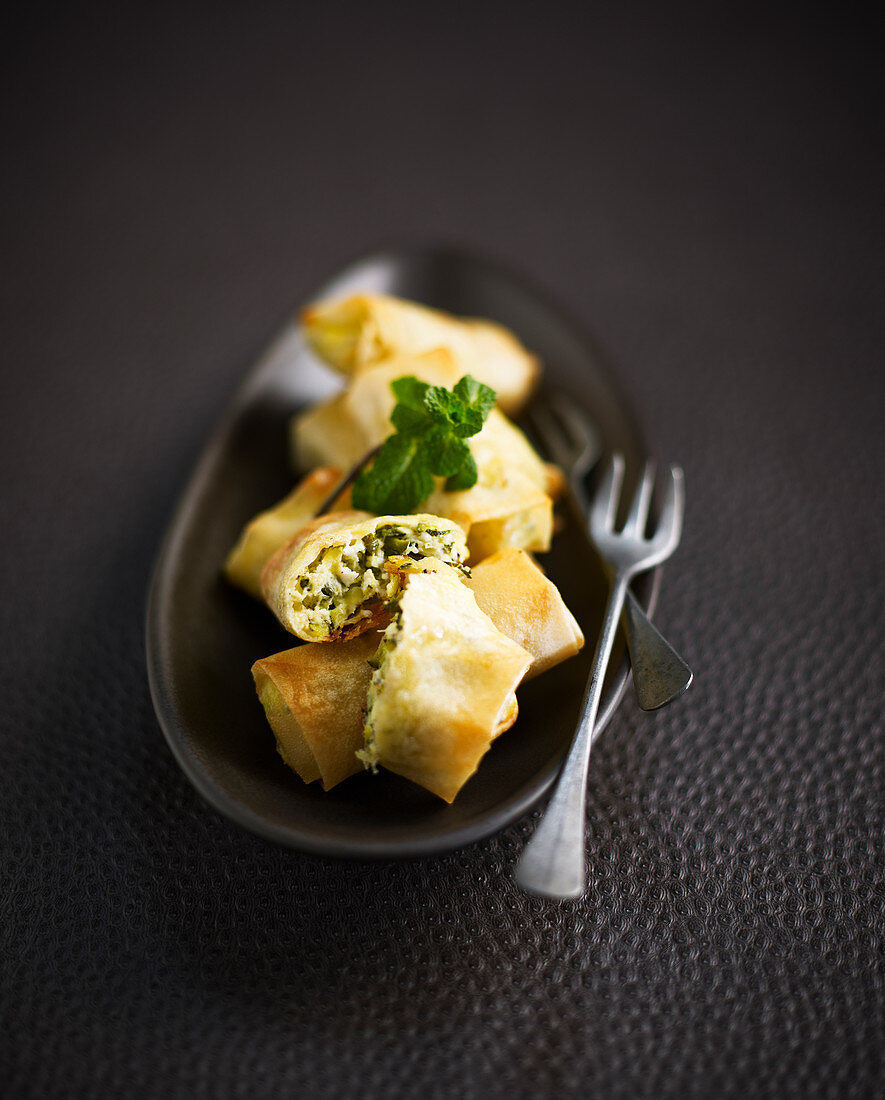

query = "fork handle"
[{"left": 515, "top": 572, "right": 631, "bottom": 899}]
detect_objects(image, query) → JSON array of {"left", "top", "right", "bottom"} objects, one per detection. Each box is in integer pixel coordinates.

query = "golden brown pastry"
[
  {"left": 251, "top": 631, "right": 381, "bottom": 790},
  {"left": 466, "top": 548, "right": 584, "bottom": 679},
  {"left": 290, "top": 350, "right": 558, "bottom": 560},
  {"left": 422, "top": 408, "right": 554, "bottom": 560},
  {"left": 291, "top": 349, "right": 462, "bottom": 471},
  {"left": 300, "top": 292, "right": 540, "bottom": 416},
  {"left": 359, "top": 565, "right": 533, "bottom": 802},
  {"left": 224, "top": 467, "right": 342, "bottom": 599},
  {"left": 260, "top": 511, "right": 469, "bottom": 641},
  {"left": 251, "top": 551, "right": 582, "bottom": 793}
]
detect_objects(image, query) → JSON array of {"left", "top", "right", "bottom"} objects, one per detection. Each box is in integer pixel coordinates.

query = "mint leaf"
[
  {"left": 444, "top": 451, "right": 478, "bottom": 492},
  {"left": 352, "top": 433, "right": 435, "bottom": 514},
  {"left": 450, "top": 406, "right": 485, "bottom": 438},
  {"left": 453, "top": 375, "right": 496, "bottom": 420},
  {"left": 390, "top": 375, "right": 430, "bottom": 410},
  {"left": 423, "top": 385, "right": 460, "bottom": 423},
  {"left": 424, "top": 375, "right": 495, "bottom": 438},
  {"left": 349, "top": 372, "right": 496, "bottom": 514},
  {"left": 424, "top": 427, "right": 471, "bottom": 478},
  {"left": 391, "top": 402, "right": 432, "bottom": 435}
]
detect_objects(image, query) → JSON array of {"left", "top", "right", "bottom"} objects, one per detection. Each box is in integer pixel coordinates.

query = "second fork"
[
  {"left": 515, "top": 455, "right": 685, "bottom": 899},
  {"left": 529, "top": 393, "right": 692, "bottom": 711}
]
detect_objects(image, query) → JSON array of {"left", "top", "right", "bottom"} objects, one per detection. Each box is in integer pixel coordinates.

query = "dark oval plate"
[{"left": 146, "top": 245, "right": 658, "bottom": 858}]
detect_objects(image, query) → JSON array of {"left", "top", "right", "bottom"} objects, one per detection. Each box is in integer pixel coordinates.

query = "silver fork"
[
  {"left": 515, "top": 455, "right": 685, "bottom": 898},
  {"left": 528, "top": 393, "right": 692, "bottom": 711}
]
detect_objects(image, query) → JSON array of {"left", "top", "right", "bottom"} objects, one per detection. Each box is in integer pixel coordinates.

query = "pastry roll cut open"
[
  {"left": 466, "top": 548, "right": 585, "bottom": 679},
  {"left": 252, "top": 632, "right": 380, "bottom": 790},
  {"left": 224, "top": 467, "right": 342, "bottom": 599},
  {"left": 359, "top": 565, "right": 533, "bottom": 803},
  {"left": 250, "top": 553, "right": 582, "bottom": 794},
  {"left": 300, "top": 292, "right": 540, "bottom": 416},
  {"left": 260, "top": 510, "right": 469, "bottom": 642}
]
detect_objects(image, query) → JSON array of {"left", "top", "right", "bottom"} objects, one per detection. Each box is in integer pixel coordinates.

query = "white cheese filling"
[{"left": 292, "top": 524, "right": 463, "bottom": 640}]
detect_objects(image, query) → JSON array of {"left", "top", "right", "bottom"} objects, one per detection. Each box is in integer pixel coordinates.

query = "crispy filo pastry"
[
  {"left": 292, "top": 349, "right": 463, "bottom": 471},
  {"left": 252, "top": 553, "right": 582, "bottom": 793},
  {"left": 291, "top": 350, "right": 558, "bottom": 560},
  {"left": 260, "top": 511, "right": 469, "bottom": 642},
  {"left": 300, "top": 292, "right": 540, "bottom": 416},
  {"left": 224, "top": 467, "right": 342, "bottom": 599},
  {"left": 292, "top": 350, "right": 549, "bottom": 484},
  {"left": 359, "top": 565, "right": 533, "bottom": 803},
  {"left": 422, "top": 410, "right": 554, "bottom": 562},
  {"left": 466, "top": 548, "right": 584, "bottom": 679},
  {"left": 252, "top": 631, "right": 381, "bottom": 790}
]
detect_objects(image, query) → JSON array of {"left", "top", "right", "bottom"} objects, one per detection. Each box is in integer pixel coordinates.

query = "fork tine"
[
  {"left": 649, "top": 466, "right": 685, "bottom": 556},
  {"left": 624, "top": 461, "right": 656, "bottom": 535},
  {"left": 590, "top": 453, "right": 624, "bottom": 534}
]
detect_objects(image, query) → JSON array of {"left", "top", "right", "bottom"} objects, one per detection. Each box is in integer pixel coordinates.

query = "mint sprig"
[{"left": 351, "top": 374, "right": 496, "bottom": 514}]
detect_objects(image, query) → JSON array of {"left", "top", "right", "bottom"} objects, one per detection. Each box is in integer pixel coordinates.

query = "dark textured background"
[{"left": 2, "top": 4, "right": 883, "bottom": 1097}]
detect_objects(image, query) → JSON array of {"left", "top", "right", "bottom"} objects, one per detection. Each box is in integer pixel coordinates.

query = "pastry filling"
[
  {"left": 293, "top": 523, "right": 465, "bottom": 640},
  {"left": 358, "top": 616, "right": 402, "bottom": 770}
]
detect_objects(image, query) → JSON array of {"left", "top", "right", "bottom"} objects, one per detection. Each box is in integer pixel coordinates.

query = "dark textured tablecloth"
[{"left": 2, "top": 5, "right": 883, "bottom": 1097}]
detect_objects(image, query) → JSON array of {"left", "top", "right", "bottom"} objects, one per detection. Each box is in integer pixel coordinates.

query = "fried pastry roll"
[
  {"left": 292, "top": 349, "right": 462, "bottom": 471},
  {"left": 291, "top": 351, "right": 559, "bottom": 560},
  {"left": 224, "top": 467, "right": 342, "bottom": 599},
  {"left": 466, "top": 548, "right": 584, "bottom": 679},
  {"left": 300, "top": 292, "right": 540, "bottom": 416},
  {"left": 252, "top": 631, "right": 381, "bottom": 790},
  {"left": 422, "top": 410, "right": 555, "bottom": 560},
  {"left": 359, "top": 565, "right": 533, "bottom": 803},
  {"left": 260, "top": 511, "right": 469, "bottom": 642}
]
